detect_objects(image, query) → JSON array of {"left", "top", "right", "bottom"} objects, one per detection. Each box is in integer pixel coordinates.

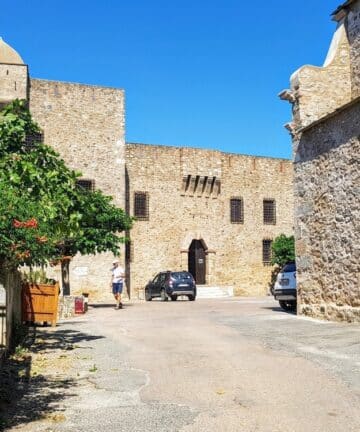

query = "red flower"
[
  {"left": 13, "top": 219, "right": 23, "bottom": 228},
  {"left": 13, "top": 218, "right": 38, "bottom": 229},
  {"left": 24, "top": 218, "right": 38, "bottom": 228}
]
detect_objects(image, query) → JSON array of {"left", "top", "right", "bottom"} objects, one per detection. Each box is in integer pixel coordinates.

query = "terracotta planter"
[{"left": 22, "top": 282, "right": 59, "bottom": 327}]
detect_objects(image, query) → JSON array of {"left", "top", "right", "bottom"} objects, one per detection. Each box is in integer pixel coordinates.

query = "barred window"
[
  {"left": 230, "top": 198, "right": 244, "bottom": 223},
  {"left": 24, "top": 131, "right": 44, "bottom": 149},
  {"left": 76, "top": 179, "right": 95, "bottom": 191},
  {"left": 262, "top": 239, "right": 273, "bottom": 265},
  {"left": 134, "top": 192, "right": 149, "bottom": 220},
  {"left": 263, "top": 199, "right": 276, "bottom": 225}
]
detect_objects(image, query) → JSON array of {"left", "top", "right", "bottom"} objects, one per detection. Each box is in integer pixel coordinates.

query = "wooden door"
[{"left": 188, "top": 240, "right": 206, "bottom": 284}]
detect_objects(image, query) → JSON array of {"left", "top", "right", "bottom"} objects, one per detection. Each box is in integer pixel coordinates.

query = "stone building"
[
  {"left": 0, "top": 37, "right": 294, "bottom": 298},
  {"left": 280, "top": 0, "right": 360, "bottom": 322},
  {"left": 126, "top": 144, "right": 293, "bottom": 296}
]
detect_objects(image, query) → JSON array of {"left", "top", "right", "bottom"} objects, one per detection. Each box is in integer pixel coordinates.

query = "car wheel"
[
  {"left": 279, "top": 300, "right": 296, "bottom": 311},
  {"left": 188, "top": 294, "right": 196, "bottom": 301},
  {"left": 145, "top": 290, "right": 152, "bottom": 301},
  {"left": 171, "top": 295, "right": 178, "bottom": 301},
  {"left": 160, "top": 289, "right": 168, "bottom": 302}
]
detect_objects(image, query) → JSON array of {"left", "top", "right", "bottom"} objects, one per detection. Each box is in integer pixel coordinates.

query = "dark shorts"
[{"left": 112, "top": 282, "right": 123, "bottom": 295}]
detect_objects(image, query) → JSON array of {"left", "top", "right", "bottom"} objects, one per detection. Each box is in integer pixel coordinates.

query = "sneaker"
[
  {"left": 115, "top": 305, "right": 119, "bottom": 310},
  {"left": 119, "top": 302, "right": 123, "bottom": 309}
]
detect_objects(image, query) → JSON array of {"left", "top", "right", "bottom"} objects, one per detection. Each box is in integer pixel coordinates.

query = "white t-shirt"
[{"left": 112, "top": 266, "right": 124, "bottom": 283}]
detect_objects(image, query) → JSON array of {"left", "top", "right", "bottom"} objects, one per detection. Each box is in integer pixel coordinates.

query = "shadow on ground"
[
  {"left": 261, "top": 306, "right": 297, "bottom": 315},
  {"left": 0, "top": 325, "right": 105, "bottom": 431},
  {"left": 89, "top": 303, "right": 135, "bottom": 309}
]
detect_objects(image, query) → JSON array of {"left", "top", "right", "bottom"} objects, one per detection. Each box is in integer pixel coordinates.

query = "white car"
[{"left": 273, "top": 262, "right": 297, "bottom": 311}]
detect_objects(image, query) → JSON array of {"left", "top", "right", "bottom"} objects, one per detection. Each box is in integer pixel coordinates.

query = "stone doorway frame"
[{"left": 180, "top": 235, "right": 216, "bottom": 285}]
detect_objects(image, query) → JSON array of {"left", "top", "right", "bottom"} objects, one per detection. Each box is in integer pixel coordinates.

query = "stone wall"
[
  {"left": 294, "top": 101, "right": 360, "bottom": 322},
  {"left": 280, "top": 1, "right": 360, "bottom": 132},
  {"left": 0, "top": 265, "right": 22, "bottom": 352},
  {"left": 0, "top": 63, "right": 28, "bottom": 104},
  {"left": 126, "top": 144, "right": 294, "bottom": 297},
  {"left": 287, "top": 23, "right": 352, "bottom": 130},
  {"left": 281, "top": 0, "right": 360, "bottom": 322},
  {"left": 347, "top": 0, "right": 360, "bottom": 96},
  {"left": 29, "top": 79, "right": 126, "bottom": 295}
]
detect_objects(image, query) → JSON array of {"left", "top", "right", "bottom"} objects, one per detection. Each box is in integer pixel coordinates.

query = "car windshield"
[
  {"left": 281, "top": 263, "right": 296, "bottom": 273},
  {"left": 171, "top": 272, "right": 193, "bottom": 280}
]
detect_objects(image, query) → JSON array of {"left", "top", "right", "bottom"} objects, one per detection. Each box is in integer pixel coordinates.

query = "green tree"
[
  {"left": 271, "top": 234, "right": 295, "bottom": 267},
  {"left": 0, "top": 100, "right": 132, "bottom": 292},
  {"left": 267, "top": 234, "right": 295, "bottom": 294}
]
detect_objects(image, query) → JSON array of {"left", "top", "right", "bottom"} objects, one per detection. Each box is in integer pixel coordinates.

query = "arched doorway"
[{"left": 188, "top": 240, "right": 206, "bottom": 284}]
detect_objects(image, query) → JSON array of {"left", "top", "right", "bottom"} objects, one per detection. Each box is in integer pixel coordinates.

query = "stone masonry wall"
[
  {"left": 347, "top": 0, "right": 360, "bottom": 96},
  {"left": 294, "top": 101, "right": 360, "bottom": 322},
  {"left": 0, "top": 63, "right": 28, "bottom": 104},
  {"left": 29, "top": 79, "right": 126, "bottom": 296},
  {"left": 126, "top": 144, "right": 294, "bottom": 297},
  {"left": 289, "top": 24, "right": 352, "bottom": 129}
]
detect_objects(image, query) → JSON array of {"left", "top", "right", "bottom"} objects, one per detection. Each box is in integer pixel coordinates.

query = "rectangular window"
[
  {"left": 230, "top": 198, "right": 244, "bottom": 223},
  {"left": 134, "top": 192, "right": 149, "bottom": 220},
  {"left": 24, "top": 131, "right": 44, "bottom": 149},
  {"left": 262, "top": 239, "right": 273, "bottom": 265},
  {"left": 263, "top": 199, "right": 276, "bottom": 224},
  {"left": 76, "top": 179, "right": 95, "bottom": 191}
]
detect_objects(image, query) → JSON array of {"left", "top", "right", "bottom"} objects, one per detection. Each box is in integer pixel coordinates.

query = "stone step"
[{"left": 196, "top": 286, "right": 234, "bottom": 299}]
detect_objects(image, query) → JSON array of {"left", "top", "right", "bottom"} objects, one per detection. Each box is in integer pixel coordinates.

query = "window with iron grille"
[
  {"left": 24, "top": 131, "right": 44, "bottom": 149},
  {"left": 134, "top": 192, "right": 149, "bottom": 220},
  {"left": 76, "top": 179, "right": 95, "bottom": 191},
  {"left": 262, "top": 239, "right": 273, "bottom": 265},
  {"left": 230, "top": 198, "right": 244, "bottom": 223},
  {"left": 263, "top": 199, "right": 276, "bottom": 224}
]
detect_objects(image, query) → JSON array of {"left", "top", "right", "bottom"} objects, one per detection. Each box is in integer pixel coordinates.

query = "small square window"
[
  {"left": 262, "top": 239, "right": 273, "bottom": 265},
  {"left": 134, "top": 192, "right": 149, "bottom": 220},
  {"left": 230, "top": 198, "right": 244, "bottom": 223},
  {"left": 23, "top": 131, "right": 44, "bottom": 149},
  {"left": 263, "top": 199, "right": 276, "bottom": 225},
  {"left": 76, "top": 179, "right": 95, "bottom": 191}
]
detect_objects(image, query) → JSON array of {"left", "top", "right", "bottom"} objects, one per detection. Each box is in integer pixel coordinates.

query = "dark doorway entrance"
[{"left": 188, "top": 240, "right": 206, "bottom": 284}]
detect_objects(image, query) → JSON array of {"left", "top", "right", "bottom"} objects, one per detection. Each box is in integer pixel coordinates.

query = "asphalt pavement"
[{"left": 6, "top": 296, "right": 360, "bottom": 432}]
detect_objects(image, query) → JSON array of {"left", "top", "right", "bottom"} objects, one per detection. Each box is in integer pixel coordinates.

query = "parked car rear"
[
  {"left": 273, "top": 262, "right": 297, "bottom": 311},
  {"left": 145, "top": 271, "right": 196, "bottom": 301}
]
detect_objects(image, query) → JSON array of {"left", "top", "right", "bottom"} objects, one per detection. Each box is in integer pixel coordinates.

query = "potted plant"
[{"left": 21, "top": 269, "right": 59, "bottom": 327}]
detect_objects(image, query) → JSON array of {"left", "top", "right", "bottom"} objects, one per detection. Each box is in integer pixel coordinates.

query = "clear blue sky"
[{"left": 2, "top": 0, "right": 341, "bottom": 159}]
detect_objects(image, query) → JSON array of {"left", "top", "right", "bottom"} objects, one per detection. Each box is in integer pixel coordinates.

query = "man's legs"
[{"left": 112, "top": 283, "right": 123, "bottom": 309}]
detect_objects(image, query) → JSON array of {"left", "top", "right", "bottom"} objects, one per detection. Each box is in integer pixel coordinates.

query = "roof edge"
[{"left": 332, "top": 0, "right": 356, "bottom": 21}]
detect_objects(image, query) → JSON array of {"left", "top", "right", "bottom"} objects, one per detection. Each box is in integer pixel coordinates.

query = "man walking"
[{"left": 110, "top": 259, "right": 125, "bottom": 309}]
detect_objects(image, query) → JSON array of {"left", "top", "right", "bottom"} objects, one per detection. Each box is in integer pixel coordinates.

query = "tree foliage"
[
  {"left": 271, "top": 234, "right": 295, "bottom": 267},
  {"left": 0, "top": 99, "right": 132, "bottom": 268}
]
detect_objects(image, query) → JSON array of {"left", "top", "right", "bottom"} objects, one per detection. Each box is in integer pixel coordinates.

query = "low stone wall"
[
  {"left": 58, "top": 295, "right": 88, "bottom": 319},
  {"left": 58, "top": 296, "right": 77, "bottom": 319}
]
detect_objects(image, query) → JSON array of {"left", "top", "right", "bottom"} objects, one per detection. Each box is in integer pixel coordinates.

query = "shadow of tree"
[
  {"left": 0, "top": 325, "right": 105, "bottom": 430},
  {"left": 29, "top": 327, "right": 105, "bottom": 354}
]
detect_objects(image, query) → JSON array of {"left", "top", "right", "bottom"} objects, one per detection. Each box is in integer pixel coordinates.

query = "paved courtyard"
[{"left": 4, "top": 297, "right": 360, "bottom": 432}]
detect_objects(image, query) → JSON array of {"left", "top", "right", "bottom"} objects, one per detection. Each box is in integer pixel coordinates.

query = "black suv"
[{"left": 145, "top": 271, "right": 196, "bottom": 301}]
